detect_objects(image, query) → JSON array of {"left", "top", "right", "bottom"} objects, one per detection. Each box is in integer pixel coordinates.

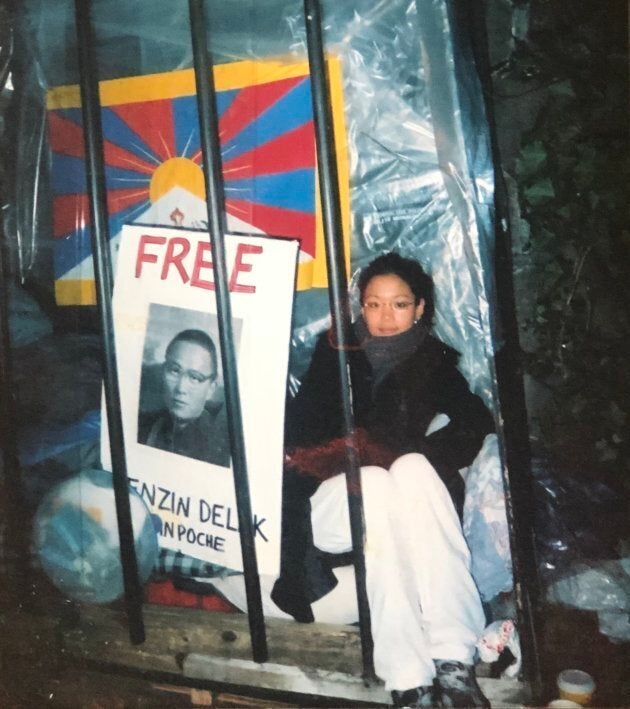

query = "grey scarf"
[{"left": 353, "top": 316, "right": 428, "bottom": 387}]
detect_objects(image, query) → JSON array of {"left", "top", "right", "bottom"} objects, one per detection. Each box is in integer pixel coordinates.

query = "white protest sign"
[{"left": 102, "top": 224, "right": 298, "bottom": 575}]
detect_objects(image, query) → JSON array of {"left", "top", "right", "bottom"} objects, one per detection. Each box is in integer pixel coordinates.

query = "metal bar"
[
  {"left": 74, "top": 0, "right": 144, "bottom": 645},
  {"left": 0, "top": 199, "right": 30, "bottom": 610},
  {"left": 459, "top": 2, "right": 542, "bottom": 695},
  {"left": 188, "top": 0, "right": 268, "bottom": 664},
  {"left": 303, "top": 0, "right": 375, "bottom": 681},
  {"left": 0, "top": 0, "right": 30, "bottom": 609}
]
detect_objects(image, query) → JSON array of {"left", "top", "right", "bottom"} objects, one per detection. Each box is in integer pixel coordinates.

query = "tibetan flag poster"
[
  {"left": 101, "top": 223, "right": 299, "bottom": 575},
  {"left": 46, "top": 58, "right": 349, "bottom": 306}
]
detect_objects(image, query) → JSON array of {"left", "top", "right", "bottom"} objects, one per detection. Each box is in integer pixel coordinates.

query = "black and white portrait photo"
[{"left": 137, "top": 303, "right": 242, "bottom": 467}]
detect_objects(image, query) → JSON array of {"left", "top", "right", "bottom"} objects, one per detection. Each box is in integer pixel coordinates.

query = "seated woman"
[{"left": 213, "top": 252, "right": 494, "bottom": 708}]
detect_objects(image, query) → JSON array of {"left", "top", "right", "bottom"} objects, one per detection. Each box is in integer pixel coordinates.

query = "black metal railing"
[
  {"left": 71, "top": 0, "right": 372, "bottom": 669},
  {"left": 61, "top": 0, "right": 540, "bottom": 694},
  {"left": 74, "top": 0, "right": 145, "bottom": 645},
  {"left": 188, "top": 0, "right": 268, "bottom": 664},
  {"left": 303, "top": 0, "right": 374, "bottom": 680}
]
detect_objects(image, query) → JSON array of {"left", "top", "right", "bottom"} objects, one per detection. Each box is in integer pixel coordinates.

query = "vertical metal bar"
[
  {"left": 0, "top": 199, "right": 30, "bottom": 609},
  {"left": 188, "top": 0, "right": 268, "bottom": 664},
  {"left": 74, "top": 0, "right": 144, "bottom": 644},
  {"left": 460, "top": 2, "right": 542, "bottom": 695},
  {"left": 0, "top": 0, "right": 29, "bottom": 609},
  {"left": 303, "top": 0, "right": 375, "bottom": 681}
]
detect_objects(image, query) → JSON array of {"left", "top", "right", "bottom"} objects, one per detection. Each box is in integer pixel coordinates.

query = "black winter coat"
[{"left": 271, "top": 328, "right": 494, "bottom": 622}]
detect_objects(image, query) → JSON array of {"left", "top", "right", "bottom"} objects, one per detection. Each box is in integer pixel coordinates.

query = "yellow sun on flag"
[{"left": 149, "top": 157, "right": 205, "bottom": 203}]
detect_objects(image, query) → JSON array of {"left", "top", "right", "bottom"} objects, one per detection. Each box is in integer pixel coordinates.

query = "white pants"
[{"left": 210, "top": 453, "right": 485, "bottom": 691}]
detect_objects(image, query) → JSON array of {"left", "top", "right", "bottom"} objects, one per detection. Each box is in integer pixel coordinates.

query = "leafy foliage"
[{"left": 507, "top": 1, "right": 630, "bottom": 485}]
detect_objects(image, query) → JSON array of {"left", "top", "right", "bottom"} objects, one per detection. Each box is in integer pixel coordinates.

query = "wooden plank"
[
  {"left": 214, "top": 691, "right": 297, "bottom": 707},
  {"left": 62, "top": 604, "right": 365, "bottom": 676},
  {"left": 0, "top": 605, "right": 531, "bottom": 706},
  {"left": 183, "top": 654, "right": 530, "bottom": 707},
  {"left": 184, "top": 653, "right": 388, "bottom": 704}
]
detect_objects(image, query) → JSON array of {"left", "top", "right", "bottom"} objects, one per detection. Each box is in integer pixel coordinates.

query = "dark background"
[{"left": 485, "top": 0, "right": 629, "bottom": 704}]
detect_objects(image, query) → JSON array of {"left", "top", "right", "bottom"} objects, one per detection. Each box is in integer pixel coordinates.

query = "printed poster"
[
  {"left": 102, "top": 223, "right": 298, "bottom": 575},
  {"left": 46, "top": 57, "right": 349, "bottom": 305}
]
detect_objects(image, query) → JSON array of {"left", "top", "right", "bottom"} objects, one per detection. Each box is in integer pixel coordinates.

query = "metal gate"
[{"left": 0, "top": 0, "right": 540, "bottom": 698}]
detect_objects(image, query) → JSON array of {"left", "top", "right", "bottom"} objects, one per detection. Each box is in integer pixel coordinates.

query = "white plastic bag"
[{"left": 463, "top": 433, "right": 513, "bottom": 601}]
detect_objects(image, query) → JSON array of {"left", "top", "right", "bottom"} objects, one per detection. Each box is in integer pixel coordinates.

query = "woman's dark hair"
[{"left": 358, "top": 252, "right": 435, "bottom": 324}]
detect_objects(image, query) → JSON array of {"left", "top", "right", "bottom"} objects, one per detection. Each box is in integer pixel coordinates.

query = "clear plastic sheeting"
[
  {"left": 286, "top": 0, "right": 498, "bottom": 406},
  {"left": 7, "top": 0, "right": 497, "bottom": 404},
  {"left": 547, "top": 560, "right": 630, "bottom": 615},
  {"left": 546, "top": 560, "right": 630, "bottom": 643},
  {"left": 533, "top": 459, "right": 630, "bottom": 642},
  {"left": 2, "top": 1, "right": 510, "bottom": 599},
  {"left": 0, "top": 2, "right": 13, "bottom": 132},
  {"left": 532, "top": 460, "right": 628, "bottom": 574},
  {"left": 7, "top": 282, "right": 52, "bottom": 348}
]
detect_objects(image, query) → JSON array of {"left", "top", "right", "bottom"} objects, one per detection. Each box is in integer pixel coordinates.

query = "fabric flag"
[{"left": 46, "top": 58, "right": 350, "bottom": 305}]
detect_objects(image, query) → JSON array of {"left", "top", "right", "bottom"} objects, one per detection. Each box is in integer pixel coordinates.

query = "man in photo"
[{"left": 138, "top": 329, "right": 230, "bottom": 467}]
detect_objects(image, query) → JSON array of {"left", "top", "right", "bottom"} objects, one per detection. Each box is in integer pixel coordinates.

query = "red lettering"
[
  {"left": 135, "top": 234, "right": 166, "bottom": 278},
  {"left": 134, "top": 234, "right": 260, "bottom": 295},
  {"left": 229, "top": 243, "right": 263, "bottom": 293},
  {"left": 191, "top": 241, "right": 215, "bottom": 290},
  {"left": 160, "top": 237, "right": 191, "bottom": 283}
]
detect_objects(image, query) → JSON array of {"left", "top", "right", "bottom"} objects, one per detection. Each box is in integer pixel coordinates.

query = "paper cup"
[{"left": 557, "top": 669, "right": 595, "bottom": 706}]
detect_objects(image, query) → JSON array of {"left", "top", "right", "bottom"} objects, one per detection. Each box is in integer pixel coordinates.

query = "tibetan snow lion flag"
[{"left": 46, "top": 58, "right": 350, "bottom": 305}]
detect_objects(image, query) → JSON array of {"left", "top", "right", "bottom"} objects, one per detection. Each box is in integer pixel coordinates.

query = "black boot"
[
  {"left": 433, "top": 660, "right": 490, "bottom": 708},
  {"left": 391, "top": 684, "right": 439, "bottom": 708}
]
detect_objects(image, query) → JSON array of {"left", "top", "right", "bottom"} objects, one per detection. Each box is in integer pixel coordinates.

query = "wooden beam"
[
  {"left": 62, "top": 605, "right": 365, "bottom": 676},
  {"left": 0, "top": 605, "right": 532, "bottom": 706},
  {"left": 184, "top": 654, "right": 530, "bottom": 708},
  {"left": 184, "top": 653, "right": 389, "bottom": 704}
]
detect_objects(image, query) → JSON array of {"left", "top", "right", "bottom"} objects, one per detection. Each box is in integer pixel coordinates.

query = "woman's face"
[{"left": 361, "top": 273, "right": 425, "bottom": 337}]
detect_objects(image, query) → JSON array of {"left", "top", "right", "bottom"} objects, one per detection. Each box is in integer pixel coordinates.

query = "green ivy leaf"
[
  {"left": 524, "top": 178, "right": 555, "bottom": 205},
  {"left": 549, "top": 79, "right": 576, "bottom": 97},
  {"left": 516, "top": 140, "right": 547, "bottom": 180}
]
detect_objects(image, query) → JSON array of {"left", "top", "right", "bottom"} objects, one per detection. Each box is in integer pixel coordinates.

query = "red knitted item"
[
  {"left": 145, "top": 579, "right": 238, "bottom": 613},
  {"left": 286, "top": 428, "right": 397, "bottom": 482}
]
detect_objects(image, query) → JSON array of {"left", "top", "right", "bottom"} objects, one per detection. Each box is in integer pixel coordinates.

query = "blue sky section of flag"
[{"left": 46, "top": 59, "right": 349, "bottom": 304}]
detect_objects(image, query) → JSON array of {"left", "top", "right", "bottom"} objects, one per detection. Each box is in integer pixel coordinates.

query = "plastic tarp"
[{"left": 2, "top": 0, "right": 511, "bottom": 601}]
